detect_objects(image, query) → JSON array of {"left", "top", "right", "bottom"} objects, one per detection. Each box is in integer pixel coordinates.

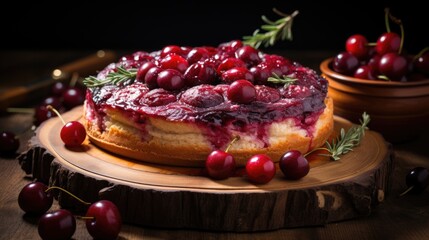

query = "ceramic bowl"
[{"left": 320, "top": 57, "right": 429, "bottom": 143}]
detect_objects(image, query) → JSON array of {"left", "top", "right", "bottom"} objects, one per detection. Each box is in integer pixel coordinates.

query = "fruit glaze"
[{"left": 84, "top": 40, "right": 328, "bottom": 154}]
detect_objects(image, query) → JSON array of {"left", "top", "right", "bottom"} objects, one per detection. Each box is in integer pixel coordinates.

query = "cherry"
[
  {"left": 221, "top": 67, "right": 254, "bottom": 84},
  {"left": 216, "top": 58, "right": 246, "bottom": 75},
  {"left": 367, "top": 54, "right": 382, "bottom": 76},
  {"left": 245, "top": 154, "right": 276, "bottom": 184},
  {"left": 156, "top": 69, "right": 186, "bottom": 91},
  {"left": 346, "top": 34, "right": 370, "bottom": 60},
  {"left": 61, "top": 121, "right": 87, "bottom": 147},
  {"left": 279, "top": 150, "right": 310, "bottom": 180},
  {"left": 399, "top": 167, "right": 429, "bottom": 196},
  {"left": 375, "top": 32, "right": 401, "bottom": 55},
  {"left": 227, "top": 79, "right": 256, "bottom": 104},
  {"left": 38, "top": 209, "right": 76, "bottom": 240},
  {"left": 250, "top": 66, "right": 272, "bottom": 85},
  {"left": 180, "top": 85, "right": 224, "bottom": 108},
  {"left": 142, "top": 88, "right": 177, "bottom": 107},
  {"left": 184, "top": 62, "right": 217, "bottom": 86},
  {"left": 62, "top": 87, "right": 85, "bottom": 109},
  {"left": 0, "top": 131, "right": 20, "bottom": 154},
  {"left": 144, "top": 66, "right": 162, "bottom": 89},
  {"left": 51, "top": 81, "right": 67, "bottom": 97},
  {"left": 47, "top": 105, "right": 86, "bottom": 147},
  {"left": 378, "top": 52, "right": 408, "bottom": 80},
  {"left": 235, "top": 45, "right": 261, "bottom": 66},
  {"left": 205, "top": 136, "right": 239, "bottom": 180},
  {"left": 136, "top": 61, "right": 157, "bottom": 83},
  {"left": 414, "top": 49, "right": 429, "bottom": 75},
  {"left": 159, "top": 54, "right": 189, "bottom": 73},
  {"left": 18, "top": 182, "right": 53, "bottom": 215},
  {"left": 85, "top": 200, "right": 122, "bottom": 240},
  {"left": 353, "top": 65, "right": 376, "bottom": 80},
  {"left": 34, "top": 105, "right": 55, "bottom": 126},
  {"left": 186, "top": 47, "right": 210, "bottom": 64},
  {"left": 41, "top": 96, "right": 62, "bottom": 110},
  {"left": 332, "top": 51, "right": 359, "bottom": 75},
  {"left": 160, "top": 45, "right": 184, "bottom": 58}
]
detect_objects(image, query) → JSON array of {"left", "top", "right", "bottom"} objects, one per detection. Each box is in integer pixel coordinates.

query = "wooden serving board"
[{"left": 18, "top": 106, "right": 394, "bottom": 232}]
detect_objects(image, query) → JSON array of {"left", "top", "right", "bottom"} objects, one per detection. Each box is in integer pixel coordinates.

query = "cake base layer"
[{"left": 85, "top": 98, "right": 334, "bottom": 167}]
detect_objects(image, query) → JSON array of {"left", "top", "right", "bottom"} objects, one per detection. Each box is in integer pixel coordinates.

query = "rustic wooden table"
[{"left": 1, "top": 50, "right": 429, "bottom": 239}]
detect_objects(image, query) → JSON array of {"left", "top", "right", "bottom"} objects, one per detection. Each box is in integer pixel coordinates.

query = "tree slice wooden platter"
[{"left": 18, "top": 106, "right": 394, "bottom": 232}]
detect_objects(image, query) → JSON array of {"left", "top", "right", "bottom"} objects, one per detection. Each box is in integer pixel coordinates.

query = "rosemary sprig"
[
  {"left": 267, "top": 72, "right": 297, "bottom": 88},
  {"left": 326, "top": 112, "right": 370, "bottom": 160},
  {"left": 243, "top": 8, "right": 299, "bottom": 49},
  {"left": 83, "top": 66, "right": 137, "bottom": 88},
  {"left": 307, "top": 112, "right": 370, "bottom": 161}
]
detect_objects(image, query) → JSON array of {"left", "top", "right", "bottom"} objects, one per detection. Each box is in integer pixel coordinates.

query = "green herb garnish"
[
  {"left": 243, "top": 8, "right": 299, "bottom": 49},
  {"left": 308, "top": 112, "right": 371, "bottom": 161},
  {"left": 267, "top": 72, "right": 297, "bottom": 88},
  {"left": 83, "top": 66, "right": 137, "bottom": 88}
]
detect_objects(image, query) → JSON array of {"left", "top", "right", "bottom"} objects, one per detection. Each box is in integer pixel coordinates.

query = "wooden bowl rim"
[{"left": 320, "top": 58, "right": 429, "bottom": 87}]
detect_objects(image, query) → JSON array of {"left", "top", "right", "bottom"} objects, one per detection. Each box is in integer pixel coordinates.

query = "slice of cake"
[{"left": 83, "top": 40, "right": 333, "bottom": 166}]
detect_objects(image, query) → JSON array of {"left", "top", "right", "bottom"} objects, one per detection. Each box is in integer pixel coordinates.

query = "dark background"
[{"left": 1, "top": 0, "right": 428, "bottom": 54}]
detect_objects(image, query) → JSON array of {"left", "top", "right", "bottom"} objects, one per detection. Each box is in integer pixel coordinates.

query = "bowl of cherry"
[{"left": 320, "top": 9, "right": 429, "bottom": 143}]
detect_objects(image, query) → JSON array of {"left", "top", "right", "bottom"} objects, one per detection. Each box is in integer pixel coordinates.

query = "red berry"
[
  {"left": 18, "top": 182, "right": 53, "bottom": 215},
  {"left": 279, "top": 150, "right": 310, "bottom": 180},
  {"left": 85, "top": 200, "right": 122, "bottom": 240},
  {"left": 38, "top": 209, "right": 76, "bottom": 240},
  {"left": 216, "top": 58, "right": 246, "bottom": 75},
  {"left": 136, "top": 61, "right": 157, "bottom": 83},
  {"left": 206, "top": 150, "right": 236, "bottom": 180},
  {"left": 0, "top": 131, "right": 20, "bottom": 154},
  {"left": 160, "top": 54, "right": 189, "bottom": 73},
  {"left": 245, "top": 154, "right": 276, "bottom": 184},
  {"left": 62, "top": 87, "right": 85, "bottom": 109},
  {"left": 60, "top": 121, "right": 86, "bottom": 147},
  {"left": 184, "top": 62, "right": 217, "bottom": 86},
  {"left": 376, "top": 32, "right": 401, "bottom": 55},
  {"left": 354, "top": 65, "right": 376, "bottom": 80},
  {"left": 414, "top": 51, "right": 429, "bottom": 75},
  {"left": 332, "top": 52, "right": 360, "bottom": 75},
  {"left": 221, "top": 67, "right": 254, "bottom": 84},
  {"left": 144, "top": 66, "right": 162, "bottom": 89},
  {"left": 186, "top": 47, "right": 210, "bottom": 64},
  {"left": 379, "top": 52, "right": 408, "bottom": 80},
  {"left": 235, "top": 46, "right": 261, "bottom": 66},
  {"left": 160, "top": 45, "right": 184, "bottom": 58},
  {"left": 346, "top": 34, "right": 370, "bottom": 60},
  {"left": 227, "top": 79, "right": 256, "bottom": 104},
  {"left": 156, "top": 69, "right": 185, "bottom": 90}
]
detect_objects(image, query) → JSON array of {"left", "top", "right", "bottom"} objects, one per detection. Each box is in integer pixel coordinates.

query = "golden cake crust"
[{"left": 84, "top": 97, "right": 333, "bottom": 167}]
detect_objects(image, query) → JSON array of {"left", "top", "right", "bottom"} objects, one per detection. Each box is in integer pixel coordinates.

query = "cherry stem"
[
  {"left": 366, "top": 42, "right": 377, "bottom": 47},
  {"left": 46, "top": 186, "right": 91, "bottom": 205},
  {"left": 46, "top": 105, "right": 66, "bottom": 125},
  {"left": 398, "top": 186, "right": 414, "bottom": 197},
  {"left": 384, "top": 8, "right": 391, "bottom": 33},
  {"left": 77, "top": 216, "right": 95, "bottom": 220},
  {"left": 225, "top": 136, "right": 240, "bottom": 153},
  {"left": 386, "top": 9, "right": 404, "bottom": 54},
  {"left": 414, "top": 46, "right": 429, "bottom": 60}
]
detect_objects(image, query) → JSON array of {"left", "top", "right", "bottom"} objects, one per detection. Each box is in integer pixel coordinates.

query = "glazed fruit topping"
[{"left": 180, "top": 85, "right": 224, "bottom": 108}]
